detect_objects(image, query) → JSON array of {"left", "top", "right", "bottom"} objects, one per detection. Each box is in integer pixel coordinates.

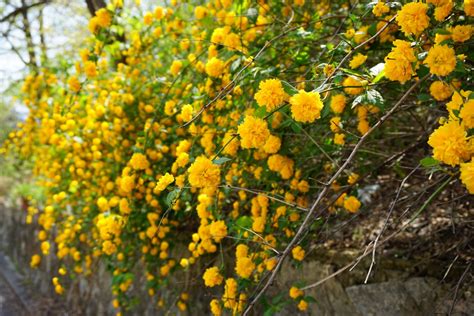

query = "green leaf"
[
  {"left": 281, "top": 80, "right": 298, "bottom": 95},
  {"left": 420, "top": 157, "right": 439, "bottom": 168},
  {"left": 416, "top": 65, "right": 429, "bottom": 78},
  {"left": 434, "top": 28, "right": 451, "bottom": 35},
  {"left": 254, "top": 106, "right": 267, "bottom": 118},
  {"left": 290, "top": 121, "right": 303, "bottom": 132},
  {"left": 340, "top": 67, "right": 364, "bottom": 77},
  {"left": 305, "top": 295, "right": 317, "bottom": 303},
  {"left": 352, "top": 89, "right": 384, "bottom": 108},
  {"left": 417, "top": 93, "right": 431, "bottom": 102},
  {"left": 165, "top": 189, "right": 180, "bottom": 206},
  {"left": 213, "top": 157, "right": 231, "bottom": 165},
  {"left": 235, "top": 216, "right": 253, "bottom": 229}
]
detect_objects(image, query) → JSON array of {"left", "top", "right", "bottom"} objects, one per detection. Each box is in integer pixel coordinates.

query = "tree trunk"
[
  {"left": 20, "top": 0, "right": 38, "bottom": 72},
  {"left": 85, "top": 0, "right": 107, "bottom": 16},
  {"left": 38, "top": 7, "right": 48, "bottom": 67}
]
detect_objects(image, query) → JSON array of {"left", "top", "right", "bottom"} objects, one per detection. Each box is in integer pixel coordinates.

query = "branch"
[{"left": 0, "top": 0, "right": 50, "bottom": 23}]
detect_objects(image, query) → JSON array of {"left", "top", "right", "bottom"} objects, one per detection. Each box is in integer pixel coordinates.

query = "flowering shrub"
[{"left": 1, "top": 0, "right": 473, "bottom": 314}]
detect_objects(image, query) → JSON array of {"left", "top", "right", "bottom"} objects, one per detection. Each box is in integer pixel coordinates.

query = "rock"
[
  {"left": 278, "top": 261, "right": 359, "bottom": 316},
  {"left": 346, "top": 277, "right": 450, "bottom": 316}
]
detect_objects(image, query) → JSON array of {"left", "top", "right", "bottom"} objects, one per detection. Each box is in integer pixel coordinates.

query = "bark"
[
  {"left": 20, "top": 0, "right": 38, "bottom": 72},
  {"left": 38, "top": 7, "right": 48, "bottom": 67},
  {"left": 85, "top": 0, "right": 107, "bottom": 16}
]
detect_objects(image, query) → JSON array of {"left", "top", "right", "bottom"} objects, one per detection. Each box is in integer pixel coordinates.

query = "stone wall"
[{"left": 0, "top": 200, "right": 472, "bottom": 315}]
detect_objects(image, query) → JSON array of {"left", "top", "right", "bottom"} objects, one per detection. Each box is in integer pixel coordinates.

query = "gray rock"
[{"left": 346, "top": 278, "right": 444, "bottom": 316}]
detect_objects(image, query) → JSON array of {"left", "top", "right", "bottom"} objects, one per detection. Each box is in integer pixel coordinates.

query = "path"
[{"left": 0, "top": 272, "right": 27, "bottom": 316}]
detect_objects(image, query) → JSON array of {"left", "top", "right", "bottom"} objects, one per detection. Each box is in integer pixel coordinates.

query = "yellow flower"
[
  {"left": 349, "top": 53, "right": 367, "bottom": 69},
  {"left": 298, "top": 300, "right": 308, "bottom": 311},
  {"left": 187, "top": 156, "right": 221, "bottom": 188},
  {"left": 97, "top": 214, "right": 124, "bottom": 240},
  {"left": 180, "top": 104, "right": 193, "bottom": 122},
  {"left": 176, "top": 152, "right": 190, "bottom": 167},
  {"left": 268, "top": 154, "right": 294, "bottom": 179},
  {"left": 30, "top": 254, "right": 41, "bottom": 268},
  {"left": 289, "top": 90, "right": 324, "bottom": 123},
  {"left": 289, "top": 286, "right": 304, "bottom": 299},
  {"left": 344, "top": 196, "right": 361, "bottom": 213},
  {"left": 372, "top": 1, "right": 390, "bottom": 17},
  {"left": 237, "top": 115, "right": 270, "bottom": 149},
  {"left": 130, "top": 153, "right": 149, "bottom": 170},
  {"left": 222, "top": 132, "right": 240, "bottom": 156},
  {"left": 292, "top": 246, "right": 305, "bottom": 261},
  {"left": 120, "top": 175, "right": 135, "bottom": 193},
  {"left": 194, "top": 6, "right": 207, "bottom": 19},
  {"left": 424, "top": 45, "right": 456, "bottom": 76},
  {"left": 460, "top": 159, "right": 474, "bottom": 194},
  {"left": 205, "top": 57, "right": 225, "bottom": 77},
  {"left": 235, "top": 256, "right": 255, "bottom": 278},
  {"left": 210, "top": 299, "right": 222, "bottom": 316},
  {"left": 119, "top": 198, "right": 131, "bottom": 214},
  {"left": 434, "top": 1, "right": 453, "bottom": 21},
  {"left": 88, "top": 17, "right": 99, "bottom": 33},
  {"left": 396, "top": 2, "right": 429, "bottom": 36},
  {"left": 330, "top": 94, "right": 347, "bottom": 114},
  {"left": 384, "top": 40, "right": 417, "bottom": 84},
  {"left": 430, "top": 81, "right": 453, "bottom": 101},
  {"left": 428, "top": 121, "right": 470, "bottom": 166},
  {"left": 154, "top": 173, "right": 175, "bottom": 193},
  {"left": 330, "top": 116, "right": 341, "bottom": 133},
  {"left": 450, "top": 25, "right": 473, "bottom": 43},
  {"left": 68, "top": 76, "right": 81, "bottom": 92},
  {"left": 342, "top": 76, "right": 365, "bottom": 95},
  {"left": 154, "top": 6, "right": 165, "bottom": 19},
  {"left": 143, "top": 12, "right": 153, "bottom": 25},
  {"left": 97, "top": 197, "right": 109, "bottom": 211},
  {"left": 202, "top": 267, "right": 223, "bottom": 287},
  {"left": 180, "top": 258, "right": 189, "bottom": 268},
  {"left": 465, "top": 0, "right": 474, "bottom": 16},
  {"left": 348, "top": 173, "right": 359, "bottom": 185},
  {"left": 84, "top": 61, "right": 97, "bottom": 78},
  {"left": 236, "top": 244, "right": 248, "bottom": 258},
  {"left": 209, "top": 220, "right": 227, "bottom": 242},
  {"left": 334, "top": 133, "right": 345, "bottom": 145},
  {"left": 223, "top": 278, "right": 238, "bottom": 309},
  {"left": 96, "top": 8, "right": 112, "bottom": 28},
  {"left": 254, "top": 79, "right": 288, "bottom": 111},
  {"left": 460, "top": 100, "right": 474, "bottom": 129},
  {"left": 170, "top": 60, "right": 182, "bottom": 76},
  {"left": 263, "top": 135, "right": 281, "bottom": 154}
]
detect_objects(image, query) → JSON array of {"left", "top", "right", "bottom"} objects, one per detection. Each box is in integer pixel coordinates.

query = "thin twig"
[{"left": 243, "top": 74, "right": 429, "bottom": 315}]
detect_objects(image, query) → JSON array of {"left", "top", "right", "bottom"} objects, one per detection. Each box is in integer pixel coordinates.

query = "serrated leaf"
[
  {"left": 352, "top": 89, "right": 384, "bottom": 108},
  {"left": 420, "top": 157, "right": 439, "bottom": 168},
  {"left": 213, "top": 157, "right": 231, "bottom": 165}
]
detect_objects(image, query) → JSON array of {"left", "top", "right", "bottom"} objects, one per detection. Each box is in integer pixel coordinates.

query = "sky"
[{"left": 0, "top": 0, "right": 90, "bottom": 117}]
